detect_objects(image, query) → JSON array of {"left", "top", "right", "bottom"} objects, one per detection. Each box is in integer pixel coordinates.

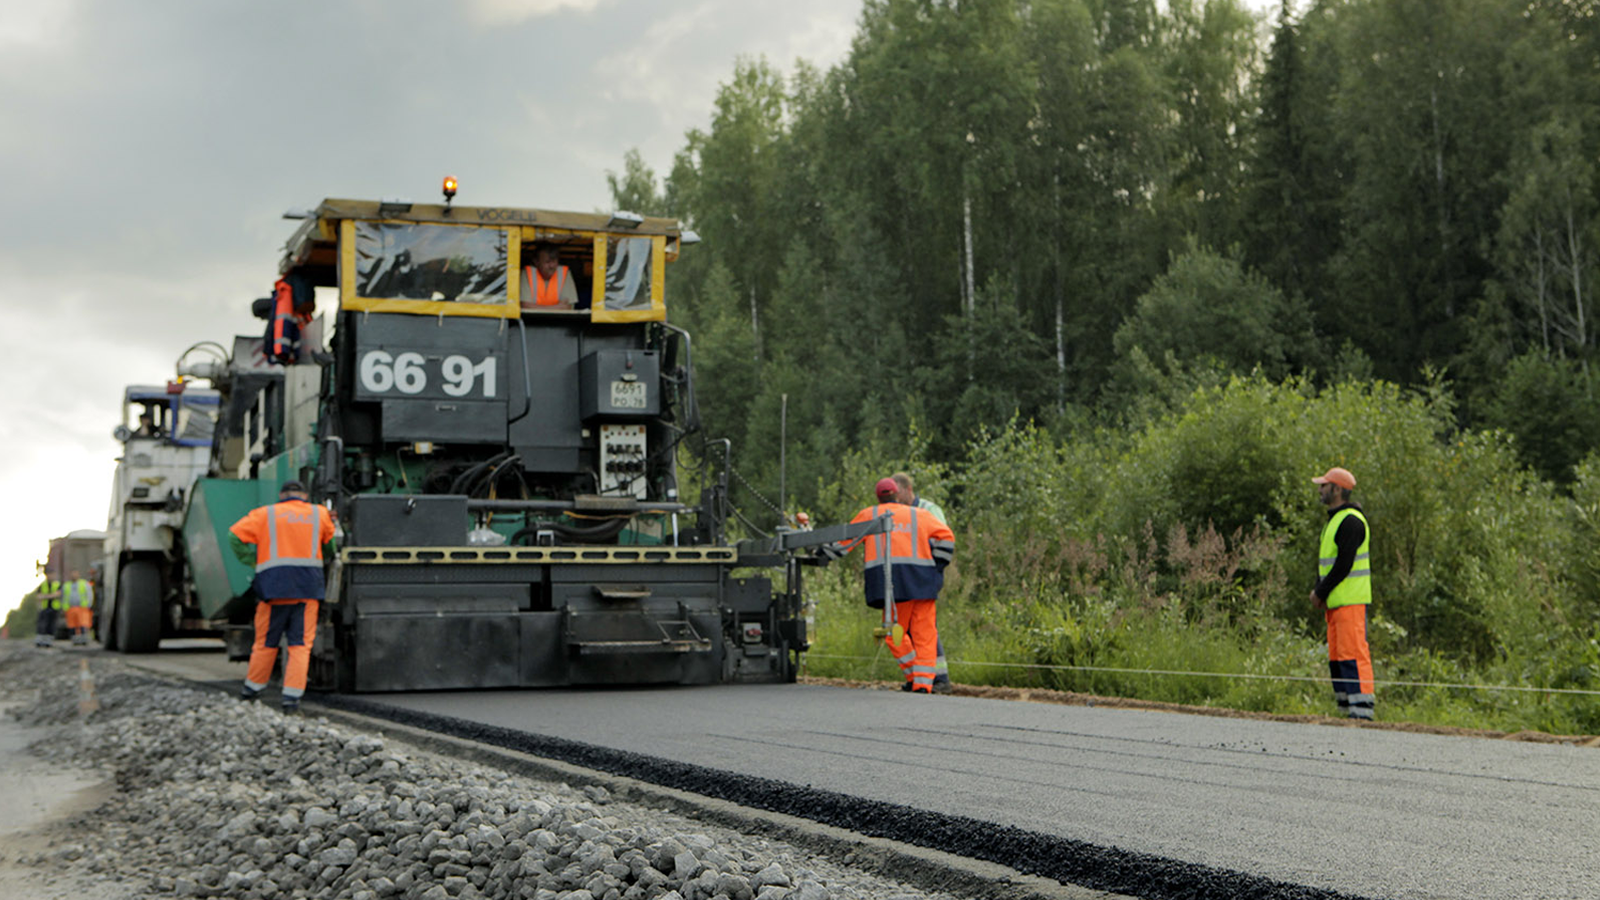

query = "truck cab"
[{"left": 99, "top": 385, "right": 220, "bottom": 651}]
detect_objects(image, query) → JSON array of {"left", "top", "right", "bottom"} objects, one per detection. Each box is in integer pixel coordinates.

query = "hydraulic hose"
[{"left": 510, "top": 516, "right": 630, "bottom": 546}]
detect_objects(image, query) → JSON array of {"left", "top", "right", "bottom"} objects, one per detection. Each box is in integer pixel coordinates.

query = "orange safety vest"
[
  {"left": 523, "top": 265, "right": 571, "bottom": 307},
  {"left": 270, "top": 278, "right": 313, "bottom": 364},
  {"left": 832, "top": 503, "right": 955, "bottom": 608},
  {"left": 229, "top": 499, "right": 334, "bottom": 600}
]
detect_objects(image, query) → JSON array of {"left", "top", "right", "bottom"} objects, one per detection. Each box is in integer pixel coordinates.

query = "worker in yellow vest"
[
  {"left": 33, "top": 579, "right": 65, "bottom": 647},
  {"left": 1310, "top": 467, "right": 1374, "bottom": 720}
]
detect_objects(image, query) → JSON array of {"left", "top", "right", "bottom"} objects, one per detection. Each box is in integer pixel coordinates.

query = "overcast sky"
[
  {"left": 1, "top": 0, "right": 1276, "bottom": 622},
  {"left": 0, "top": 0, "right": 861, "bottom": 618}
]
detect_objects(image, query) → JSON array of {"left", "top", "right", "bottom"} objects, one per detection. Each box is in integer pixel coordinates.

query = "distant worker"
[
  {"left": 62, "top": 573, "right": 94, "bottom": 647},
  {"left": 892, "top": 471, "right": 954, "bottom": 694},
  {"left": 823, "top": 478, "right": 955, "bottom": 694},
  {"left": 230, "top": 481, "right": 335, "bottom": 714},
  {"left": 522, "top": 243, "right": 579, "bottom": 310},
  {"left": 267, "top": 274, "right": 314, "bottom": 366},
  {"left": 32, "top": 579, "right": 64, "bottom": 648},
  {"left": 134, "top": 408, "right": 160, "bottom": 438},
  {"left": 1311, "top": 467, "right": 1375, "bottom": 721}
]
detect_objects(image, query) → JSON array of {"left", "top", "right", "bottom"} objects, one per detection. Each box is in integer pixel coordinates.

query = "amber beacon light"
[{"left": 442, "top": 175, "right": 458, "bottom": 205}]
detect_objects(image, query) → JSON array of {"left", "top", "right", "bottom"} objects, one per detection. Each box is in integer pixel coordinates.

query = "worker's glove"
[{"left": 817, "top": 542, "right": 844, "bottom": 564}]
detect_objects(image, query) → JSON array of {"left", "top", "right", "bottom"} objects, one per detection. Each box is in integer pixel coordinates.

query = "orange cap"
[{"left": 1312, "top": 467, "right": 1356, "bottom": 490}]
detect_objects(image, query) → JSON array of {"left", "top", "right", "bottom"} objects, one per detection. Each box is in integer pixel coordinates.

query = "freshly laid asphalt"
[{"left": 342, "top": 683, "right": 1598, "bottom": 900}]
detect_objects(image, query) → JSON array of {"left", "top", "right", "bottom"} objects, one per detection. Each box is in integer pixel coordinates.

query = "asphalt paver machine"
[{"left": 181, "top": 186, "right": 832, "bottom": 691}]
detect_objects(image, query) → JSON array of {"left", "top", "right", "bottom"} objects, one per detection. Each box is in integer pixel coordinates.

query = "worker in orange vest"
[
  {"left": 521, "top": 243, "right": 579, "bottom": 310},
  {"left": 230, "top": 481, "right": 335, "bottom": 713},
  {"left": 823, "top": 478, "right": 956, "bottom": 693},
  {"left": 62, "top": 574, "right": 94, "bottom": 647},
  {"left": 267, "top": 275, "right": 314, "bottom": 365}
]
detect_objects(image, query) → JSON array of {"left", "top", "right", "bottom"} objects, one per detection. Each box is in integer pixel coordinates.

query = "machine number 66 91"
[{"left": 358, "top": 351, "right": 498, "bottom": 398}]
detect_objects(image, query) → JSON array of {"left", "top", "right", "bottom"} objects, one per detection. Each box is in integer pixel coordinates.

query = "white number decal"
[
  {"left": 441, "top": 355, "right": 473, "bottom": 396},
  {"left": 474, "top": 356, "right": 497, "bottom": 398},
  {"left": 359, "top": 350, "right": 498, "bottom": 397},
  {"left": 359, "top": 350, "right": 394, "bottom": 392},
  {"left": 393, "top": 352, "right": 426, "bottom": 394}
]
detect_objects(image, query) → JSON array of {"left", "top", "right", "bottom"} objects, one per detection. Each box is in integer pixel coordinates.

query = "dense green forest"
[{"left": 612, "top": 0, "right": 1600, "bottom": 732}]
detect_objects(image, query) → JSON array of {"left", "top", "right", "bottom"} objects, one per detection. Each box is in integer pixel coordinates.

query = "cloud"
[
  {"left": 590, "top": 0, "right": 858, "bottom": 190},
  {"left": 0, "top": 0, "right": 866, "bottom": 618},
  {"left": 465, "top": 0, "right": 612, "bottom": 26},
  {"left": 0, "top": 0, "right": 77, "bottom": 50}
]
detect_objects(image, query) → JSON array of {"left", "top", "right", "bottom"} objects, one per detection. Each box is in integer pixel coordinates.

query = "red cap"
[
  {"left": 875, "top": 477, "right": 899, "bottom": 500},
  {"left": 1312, "top": 467, "right": 1356, "bottom": 490}
]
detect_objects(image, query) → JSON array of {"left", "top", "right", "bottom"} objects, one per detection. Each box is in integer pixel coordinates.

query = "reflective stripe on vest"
[
  {"left": 1319, "top": 507, "right": 1371, "bottom": 609},
  {"left": 63, "top": 579, "right": 92, "bottom": 608},
  {"left": 846, "top": 503, "right": 955, "bottom": 607},
  {"left": 861, "top": 505, "right": 939, "bottom": 570},
  {"left": 272, "top": 279, "right": 300, "bottom": 359},
  {"left": 258, "top": 502, "right": 323, "bottom": 573},
  {"left": 42, "top": 581, "right": 65, "bottom": 610},
  {"left": 252, "top": 500, "right": 327, "bottom": 600},
  {"left": 526, "top": 266, "right": 569, "bottom": 306}
]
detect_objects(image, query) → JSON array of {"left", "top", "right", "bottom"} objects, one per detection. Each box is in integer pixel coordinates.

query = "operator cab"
[
  {"left": 279, "top": 195, "right": 685, "bottom": 324},
  {"left": 114, "top": 386, "right": 220, "bottom": 448}
]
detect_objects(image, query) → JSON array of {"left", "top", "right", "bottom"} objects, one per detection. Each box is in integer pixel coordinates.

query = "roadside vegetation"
[
  {"left": 801, "top": 376, "right": 1600, "bottom": 736},
  {"left": 616, "top": 0, "right": 1600, "bottom": 735}
]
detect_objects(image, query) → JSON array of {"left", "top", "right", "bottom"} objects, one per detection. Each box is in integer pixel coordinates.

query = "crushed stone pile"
[{"left": 0, "top": 647, "right": 957, "bottom": 900}]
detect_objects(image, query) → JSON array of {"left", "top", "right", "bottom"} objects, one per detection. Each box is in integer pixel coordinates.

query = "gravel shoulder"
[
  {"left": 0, "top": 699, "right": 128, "bottom": 899},
  {"left": 0, "top": 644, "right": 1053, "bottom": 900}
]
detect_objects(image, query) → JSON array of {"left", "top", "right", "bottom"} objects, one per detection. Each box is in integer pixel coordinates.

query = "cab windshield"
[{"left": 354, "top": 222, "right": 508, "bottom": 303}]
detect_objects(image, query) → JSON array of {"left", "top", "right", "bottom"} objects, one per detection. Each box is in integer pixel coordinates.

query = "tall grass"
[{"left": 799, "top": 375, "right": 1600, "bottom": 735}]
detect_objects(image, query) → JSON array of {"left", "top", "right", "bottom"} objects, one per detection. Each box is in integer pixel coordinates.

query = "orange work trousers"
[
  {"left": 884, "top": 599, "right": 939, "bottom": 693},
  {"left": 245, "top": 599, "right": 319, "bottom": 700},
  {"left": 1326, "top": 603, "right": 1375, "bottom": 719},
  {"left": 65, "top": 607, "right": 93, "bottom": 631}
]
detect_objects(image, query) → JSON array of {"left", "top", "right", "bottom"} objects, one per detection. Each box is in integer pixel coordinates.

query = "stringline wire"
[{"left": 800, "top": 653, "right": 1600, "bottom": 697}]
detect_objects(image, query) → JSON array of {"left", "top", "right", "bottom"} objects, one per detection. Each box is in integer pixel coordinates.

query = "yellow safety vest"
[
  {"left": 63, "top": 579, "right": 93, "bottom": 608},
  {"left": 1319, "top": 507, "right": 1371, "bottom": 609}
]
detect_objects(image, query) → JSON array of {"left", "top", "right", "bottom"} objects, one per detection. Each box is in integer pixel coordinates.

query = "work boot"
[
  {"left": 280, "top": 700, "right": 300, "bottom": 716},
  {"left": 239, "top": 686, "right": 262, "bottom": 702},
  {"left": 931, "top": 675, "right": 954, "bottom": 695},
  {"left": 900, "top": 681, "right": 914, "bottom": 692}
]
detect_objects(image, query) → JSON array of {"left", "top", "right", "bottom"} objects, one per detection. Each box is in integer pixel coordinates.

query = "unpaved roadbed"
[{"left": 0, "top": 645, "right": 973, "bottom": 900}]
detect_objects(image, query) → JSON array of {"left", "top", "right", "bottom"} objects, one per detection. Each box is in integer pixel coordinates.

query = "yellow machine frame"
[{"left": 284, "top": 199, "right": 678, "bottom": 323}]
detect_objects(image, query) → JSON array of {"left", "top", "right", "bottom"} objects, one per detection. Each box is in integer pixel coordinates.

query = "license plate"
[{"left": 610, "top": 380, "right": 647, "bottom": 409}]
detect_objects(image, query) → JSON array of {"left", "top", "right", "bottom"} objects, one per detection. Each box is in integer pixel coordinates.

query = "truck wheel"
[
  {"left": 115, "top": 561, "right": 162, "bottom": 653},
  {"left": 97, "top": 597, "right": 118, "bottom": 650}
]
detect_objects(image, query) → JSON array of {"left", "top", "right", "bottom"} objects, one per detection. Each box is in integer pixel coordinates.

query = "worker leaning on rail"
[
  {"left": 1310, "top": 467, "right": 1375, "bottom": 721},
  {"left": 822, "top": 478, "right": 956, "bottom": 694},
  {"left": 892, "top": 471, "right": 954, "bottom": 694},
  {"left": 32, "top": 578, "right": 66, "bottom": 648},
  {"left": 61, "top": 574, "right": 94, "bottom": 646},
  {"left": 230, "top": 480, "right": 335, "bottom": 714},
  {"left": 522, "top": 242, "right": 579, "bottom": 310}
]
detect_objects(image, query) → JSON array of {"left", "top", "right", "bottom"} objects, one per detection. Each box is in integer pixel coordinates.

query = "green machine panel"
[{"left": 185, "top": 478, "right": 262, "bottom": 619}]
